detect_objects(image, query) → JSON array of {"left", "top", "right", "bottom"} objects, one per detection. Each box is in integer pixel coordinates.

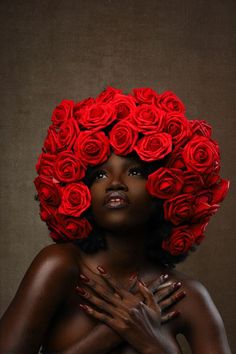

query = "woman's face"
[{"left": 89, "top": 153, "right": 154, "bottom": 233}]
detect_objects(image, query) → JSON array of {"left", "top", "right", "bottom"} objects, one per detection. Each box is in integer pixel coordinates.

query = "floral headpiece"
[{"left": 34, "top": 87, "right": 229, "bottom": 257}]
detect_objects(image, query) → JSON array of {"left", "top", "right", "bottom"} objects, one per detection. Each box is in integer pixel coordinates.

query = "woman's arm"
[
  {"left": 60, "top": 275, "right": 184, "bottom": 354},
  {"left": 181, "top": 280, "right": 231, "bottom": 354},
  {"left": 74, "top": 270, "right": 182, "bottom": 354},
  {"left": 0, "top": 244, "right": 80, "bottom": 354}
]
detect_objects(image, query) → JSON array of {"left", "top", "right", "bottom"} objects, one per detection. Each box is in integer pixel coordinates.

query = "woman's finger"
[
  {"left": 137, "top": 280, "right": 158, "bottom": 311},
  {"left": 147, "top": 274, "right": 169, "bottom": 294},
  {"left": 76, "top": 286, "right": 117, "bottom": 316},
  {"left": 159, "top": 290, "right": 186, "bottom": 311},
  {"left": 161, "top": 310, "right": 180, "bottom": 324},
  {"left": 96, "top": 266, "right": 129, "bottom": 299},
  {"left": 79, "top": 273, "right": 121, "bottom": 306},
  {"left": 155, "top": 281, "right": 182, "bottom": 302},
  {"left": 79, "top": 303, "right": 115, "bottom": 327}
]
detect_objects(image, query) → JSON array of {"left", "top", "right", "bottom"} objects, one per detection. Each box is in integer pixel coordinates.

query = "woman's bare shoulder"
[
  {"left": 0, "top": 243, "right": 82, "bottom": 352},
  {"left": 32, "top": 242, "right": 81, "bottom": 268},
  {"left": 166, "top": 268, "right": 218, "bottom": 316},
  {"left": 167, "top": 269, "right": 227, "bottom": 341}
]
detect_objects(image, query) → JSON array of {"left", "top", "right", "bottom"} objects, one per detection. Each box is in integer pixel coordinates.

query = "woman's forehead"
[{"left": 99, "top": 153, "right": 144, "bottom": 169}]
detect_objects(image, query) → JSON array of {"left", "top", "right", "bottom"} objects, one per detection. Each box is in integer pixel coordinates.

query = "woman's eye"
[{"left": 94, "top": 170, "right": 108, "bottom": 181}]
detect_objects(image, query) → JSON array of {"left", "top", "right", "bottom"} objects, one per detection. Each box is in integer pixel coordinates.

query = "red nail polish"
[
  {"left": 97, "top": 265, "right": 107, "bottom": 274},
  {"left": 79, "top": 304, "right": 89, "bottom": 311},
  {"left": 173, "top": 281, "right": 182, "bottom": 289},
  {"left": 161, "top": 274, "right": 169, "bottom": 281},
  {"left": 129, "top": 272, "right": 138, "bottom": 280},
  {"left": 79, "top": 274, "right": 90, "bottom": 282},
  {"left": 174, "top": 291, "right": 186, "bottom": 301},
  {"left": 76, "top": 286, "right": 87, "bottom": 295},
  {"left": 172, "top": 310, "right": 180, "bottom": 318}
]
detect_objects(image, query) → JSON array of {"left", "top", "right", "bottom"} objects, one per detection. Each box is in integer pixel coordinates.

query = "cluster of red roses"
[{"left": 34, "top": 86, "right": 229, "bottom": 257}]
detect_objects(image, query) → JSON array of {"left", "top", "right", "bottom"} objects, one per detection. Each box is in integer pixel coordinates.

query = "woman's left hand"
[{"left": 77, "top": 269, "right": 176, "bottom": 354}]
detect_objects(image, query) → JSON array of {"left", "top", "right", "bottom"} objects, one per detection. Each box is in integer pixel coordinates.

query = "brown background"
[{"left": 0, "top": 0, "right": 235, "bottom": 353}]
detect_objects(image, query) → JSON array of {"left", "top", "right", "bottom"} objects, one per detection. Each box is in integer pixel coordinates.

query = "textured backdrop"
[{"left": 0, "top": 0, "right": 235, "bottom": 353}]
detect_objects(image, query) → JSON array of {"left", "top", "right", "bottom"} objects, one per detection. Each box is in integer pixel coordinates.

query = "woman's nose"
[{"left": 106, "top": 174, "right": 128, "bottom": 192}]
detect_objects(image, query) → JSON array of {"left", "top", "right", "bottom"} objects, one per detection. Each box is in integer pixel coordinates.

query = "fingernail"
[
  {"left": 79, "top": 274, "right": 90, "bottom": 282},
  {"left": 174, "top": 291, "right": 186, "bottom": 301},
  {"left": 97, "top": 265, "right": 107, "bottom": 274},
  {"left": 79, "top": 304, "right": 89, "bottom": 311},
  {"left": 172, "top": 310, "right": 180, "bottom": 318},
  {"left": 173, "top": 281, "right": 182, "bottom": 289},
  {"left": 76, "top": 286, "right": 87, "bottom": 295},
  {"left": 129, "top": 272, "right": 138, "bottom": 280},
  {"left": 161, "top": 274, "right": 169, "bottom": 281}
]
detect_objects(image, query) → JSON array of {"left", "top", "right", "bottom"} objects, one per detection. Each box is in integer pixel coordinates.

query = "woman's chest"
[
  {"left": 42, "top": 294, "right": 180, "bottom": 354},
  {"left": 42, "top": 263, "right": 181, "bottom": 353}
]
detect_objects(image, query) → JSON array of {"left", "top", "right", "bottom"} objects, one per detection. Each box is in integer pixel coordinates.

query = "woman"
[{"left": 0, "top": 87, "right": 231, "bottom": 353}]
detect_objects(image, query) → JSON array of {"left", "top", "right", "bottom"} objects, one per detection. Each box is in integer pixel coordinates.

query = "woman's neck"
[{"left": 82, "top": 227, "right": 154, "bottom": 278}]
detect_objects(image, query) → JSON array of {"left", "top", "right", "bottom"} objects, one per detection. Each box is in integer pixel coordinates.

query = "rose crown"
[{"left": 34, "top": 87, "right": 229, "bottom": 257}]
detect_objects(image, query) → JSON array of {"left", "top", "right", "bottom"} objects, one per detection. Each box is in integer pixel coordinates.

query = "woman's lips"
[{"left": 104, "top": 191, "right": 130, "bottom": 209}]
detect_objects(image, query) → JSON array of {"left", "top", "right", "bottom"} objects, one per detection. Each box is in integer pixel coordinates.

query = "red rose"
[
  {"left": 132, "top": 87, "right": 158, "bottom": 105},
  {"left": 162, "top": 226, "right": 195, "bottom": 255},
  {"left": 109, "top": 120, "right": 138, "bottom": 155},
  {"left": 43, "top": 127, "right": 58, "bottom": 153},
  {"left": 53, "top": 151, "right": 85, "bottom": 183},
  {"left": 48, "top": 214, "right": 92, "bottom": 241},
  {"left": 211, "top": 178, "right": 230, "bottom": 204},
  {"left": 134, "top": 133, "right": 172, "bottom": 162},
  {"left": 78, "top": 103, "right": 115, "bottom": 131},
  {"left": 57, "top": 118, "right": 80, "bottom": 152},
  {"left": 183, "top": 136, "right": 220, "bottom": 175},
  {"left": 96, "top": 86, "right": 122, "bottom": 103},
  {"left": 165, "top": 113, "right": 192, "bottom": 147},
  {"left": 74, "top": 97, "right": 95, "bottom": 111},
  {"left": 36, "top": 153, "right": 56, "bottom": 179},
  {"left": 156, "top": 91, "right": 185, "bottom": 113},
  {"left": 204, "top": 173, "right": 220, "bottom": 187},
  {"left": 166, "top": 148, "right": 186, "bottom": 170},
  {"left": 74, "top": 97, "right": 96, "bottom": 122},
  {"left": 192, "top": 190, "right": 219, "bottom": 222},
  {"left": 34, "top": 176, "right": 61, "bottom": 207},
  {"left": 190, "top": 222, "right": 208, "bottom": 245},
  {"left": 190, "top": 120, "right": 212, "bottom": 138},
  {"left": 111, "top": 94, "right": 137, "bottom": 120},
  {"left": 146, "top": 168, "right": 183, "bottom": 199},
  {"left": 39, "top": 202, "right": 56, "bottom": 222},
  {"left": 58, "top": 182, "right": 91, "bottom": 217},
  {"left": 164, "top": 194, "right": 194, "bottom": 225},
  {"left": 182, "top": 171, "right": 204, "bottom": 194},
  {"left": 75, "top": 131, "right": 110, "bottom": 166},
  {"left": 51, "top": 100, "right": 74, "bottom": 128},
  {"left": 131, "top": 105, "right": 166, "bottom": 135}
]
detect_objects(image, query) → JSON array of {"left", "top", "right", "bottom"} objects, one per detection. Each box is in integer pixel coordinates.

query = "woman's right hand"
[{"left": 128, "top": 274, "right": 186, "bottom": 324}]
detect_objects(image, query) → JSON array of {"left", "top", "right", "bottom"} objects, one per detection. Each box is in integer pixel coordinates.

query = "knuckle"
[
  {"left": 129, "top": 307, "right": 140, "bottom": 317},
  {"left": 122, "top": 316, "right": 132, "bottom": 325}
]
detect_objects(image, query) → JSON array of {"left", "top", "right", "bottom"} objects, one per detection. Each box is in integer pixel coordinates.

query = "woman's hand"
[
  {"left": 129, "top": 273, "right": 185, "bottom": 324},
  {"left": 76, "top": 269, "right": 184, "bottom": 354}
]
